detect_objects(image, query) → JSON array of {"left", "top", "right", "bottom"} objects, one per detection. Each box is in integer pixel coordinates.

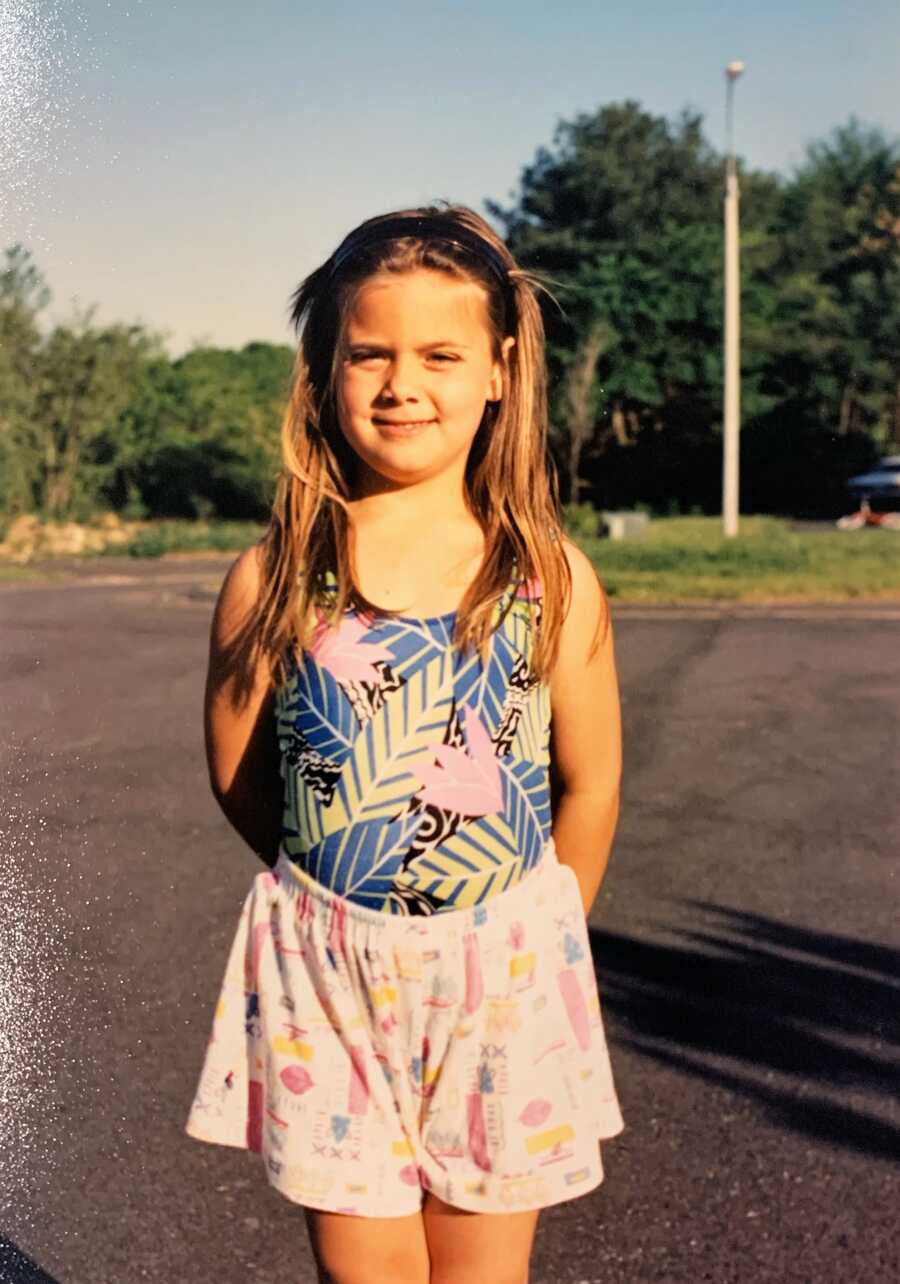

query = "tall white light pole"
[{"left": 722, "top": 60, "right": 744, "bottom": 538}]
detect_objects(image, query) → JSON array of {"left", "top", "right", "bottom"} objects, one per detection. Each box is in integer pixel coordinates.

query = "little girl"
[{"left": 185, "top": 205, "right": 624, "bottom": 1284}]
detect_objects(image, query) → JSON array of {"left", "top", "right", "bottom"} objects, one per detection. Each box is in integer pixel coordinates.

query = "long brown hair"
[{"left": 255, "top": 203, "right": 570, "bottom": 685}]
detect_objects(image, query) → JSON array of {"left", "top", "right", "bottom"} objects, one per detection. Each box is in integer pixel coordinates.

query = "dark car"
[{"left": 847, "top": 455, "right": 900, "bottom": 511}]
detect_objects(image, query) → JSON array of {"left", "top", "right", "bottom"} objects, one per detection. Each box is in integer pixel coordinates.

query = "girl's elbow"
[
  {"left": 206, "top": 752, "right": 236, "bottom": 805},
  {"left": 556, "top": 772, "right": 621, "bottom": 802}
]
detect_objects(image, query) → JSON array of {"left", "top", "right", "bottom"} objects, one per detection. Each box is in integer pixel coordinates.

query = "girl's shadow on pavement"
[
  {"left": 0, "top": 1238, "right": 62, "bottom": 1284},
  {"left": 589, "top": 903, "right": 900, "bottom": 1162}
]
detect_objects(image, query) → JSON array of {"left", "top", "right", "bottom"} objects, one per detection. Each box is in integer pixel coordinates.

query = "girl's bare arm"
[
  {"left": 549, "top": 538, "right": 623, "bottom": 914},
  {"left": 203, "top": 544, "right": 284, "bottom": 867}
]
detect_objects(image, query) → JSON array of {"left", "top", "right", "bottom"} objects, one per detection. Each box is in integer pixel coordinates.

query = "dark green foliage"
[
  {"left": 0, "top": 243, "right": 294, "bottom": 522},
  {"left": 2, "top": 104, "right": 897, "bottom": 524},
  {"left": 0, "top": 246, "right": 49, "bottom": 513},
  {"left": 491, "top": 103, "right": 900, "bottom": 516},
  {"left": 109, "top": 345, "right": 293, "bottom": 519},
  {"left": 740, "top": 416, "right": 880, "bottom": 519}
]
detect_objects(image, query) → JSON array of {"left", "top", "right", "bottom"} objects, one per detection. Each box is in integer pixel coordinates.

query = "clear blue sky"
[{"left": 5, "top": 0, "right": 899, "bottom": 355}]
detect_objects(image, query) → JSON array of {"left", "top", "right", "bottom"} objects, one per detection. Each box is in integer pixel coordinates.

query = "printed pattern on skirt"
[{"left": 185, "top": 842, "right": 625, "bottom": 1216}]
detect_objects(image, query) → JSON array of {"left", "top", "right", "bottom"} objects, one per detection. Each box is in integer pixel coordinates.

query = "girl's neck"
[
  {"left": 349, "top": 467, "right": 474, "bottom": 533},
  {"left": 345, "top": 468, "right": 486, "bottom": 617}
]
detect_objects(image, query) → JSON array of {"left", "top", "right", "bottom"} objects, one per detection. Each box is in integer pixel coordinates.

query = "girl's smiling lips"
[
  {"left": 372, "top": 416, "right": 437, "bottom": 429},
  {"left": 372, "top": 418, "right": 439, "bottom": 433}
]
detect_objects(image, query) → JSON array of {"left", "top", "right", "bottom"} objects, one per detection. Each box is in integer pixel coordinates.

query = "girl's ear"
[{"left": 488, "top": 336, "right": 516, "bottom": 402}]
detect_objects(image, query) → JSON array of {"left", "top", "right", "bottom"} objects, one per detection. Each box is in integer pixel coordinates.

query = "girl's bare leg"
[
  {"left": 304, "top": 1207, "right": 430, "bottom": 1284},
  {"left": 422, "top": 1192, "right": 540, "bottom": 1284}
]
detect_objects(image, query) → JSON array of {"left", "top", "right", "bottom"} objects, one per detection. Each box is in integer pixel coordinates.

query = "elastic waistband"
[{"left": 269, "top": 839, "right": 562, "bottom": 939}]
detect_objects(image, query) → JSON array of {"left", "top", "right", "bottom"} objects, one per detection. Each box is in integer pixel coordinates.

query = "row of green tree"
[
  {"left": 2, "top": 101, "right": 898, "bottom": 523},
  {"left": 491, "top": 103, "right": 898, "bottom": 515},
  {"left": 0, "top": 252, "right": 292, "bottom": 522}
]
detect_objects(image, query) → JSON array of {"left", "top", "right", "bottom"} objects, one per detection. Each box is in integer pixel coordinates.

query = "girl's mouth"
[{"left": 373, "top": 418, "right": 437, "bottom": 436}]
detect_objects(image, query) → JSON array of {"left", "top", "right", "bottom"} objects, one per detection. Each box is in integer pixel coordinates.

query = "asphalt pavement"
[{"left": 1, "top": 559, "right": 898, "bottom": 1284}]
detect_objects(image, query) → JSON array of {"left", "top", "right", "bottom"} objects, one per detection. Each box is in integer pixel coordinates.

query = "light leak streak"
[
  {"left": 0, "top": 793, "right": 61, "bottom": 1206},
  {"left": 0, "top": 0, "right": 96, "bottom": 241}
]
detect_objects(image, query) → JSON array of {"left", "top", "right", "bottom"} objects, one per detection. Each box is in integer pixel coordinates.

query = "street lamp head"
[{"left": 725, "top": 60, "right": 745, "bottom": 79}]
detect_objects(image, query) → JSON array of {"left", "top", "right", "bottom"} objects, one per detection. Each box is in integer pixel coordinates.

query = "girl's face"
[{"left": 336, "top": 269, "right": 509, "bottom": 493}]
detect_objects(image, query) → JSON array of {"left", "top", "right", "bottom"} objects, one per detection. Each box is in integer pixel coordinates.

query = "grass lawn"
[
  {"left": 581, "top": 516, "right": 900, "bottom": 602},
  {"left": 1, "top": 514, "right": 898, "bottom": 602}
]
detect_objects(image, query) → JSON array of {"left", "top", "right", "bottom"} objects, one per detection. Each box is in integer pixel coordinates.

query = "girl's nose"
[{"left": 379, "top": 358, "right": 419, "bottom": 403}]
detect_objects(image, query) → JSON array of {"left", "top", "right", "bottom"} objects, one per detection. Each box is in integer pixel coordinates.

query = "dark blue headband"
[{"left": 329, "top": 215, "right": 512, "bottom": 293}]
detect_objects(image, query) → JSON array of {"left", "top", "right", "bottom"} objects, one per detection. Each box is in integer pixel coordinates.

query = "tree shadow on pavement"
[
  {"left": 589, "top": 904, "right": 900, "bottom": 1163},
  {"left": 0, "top": 1238, "right": 62, "bottom": 1284}
]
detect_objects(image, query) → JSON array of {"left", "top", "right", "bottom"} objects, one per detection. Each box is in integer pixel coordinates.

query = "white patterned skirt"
[{"left": 185, "top": 839, "right": 624, "bottom": 1216}]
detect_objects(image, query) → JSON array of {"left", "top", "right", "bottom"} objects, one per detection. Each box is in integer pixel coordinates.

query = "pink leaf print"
[
  {"left": 415, "top": 706, "right": 503, "bottom": 816},
  {"left": 516, "top": 576, "right": 542, "bottom": 602},
  {"left": 309, "top": 615, "right": 394, "bottom": 684}
]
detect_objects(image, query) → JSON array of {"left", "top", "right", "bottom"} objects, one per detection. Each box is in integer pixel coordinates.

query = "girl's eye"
[{"left": 347, "top": 350, "right": 459, "bottom": 366}]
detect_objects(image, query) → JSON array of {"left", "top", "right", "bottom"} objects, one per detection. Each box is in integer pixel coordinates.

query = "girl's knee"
[
  {"left": 423, "top": 1197, "right": 537, "bottom": 1284},
  {"left": 305, "top": 1208, "right": 430, "bottom": 1284},
  {"left": 431, "top": 1267, "right": 529, "bottom": 1284},
  {"left": 313, "top": 1242, "right": 429, "bottom": 1284},
  {"left": 315, "top": 1262, "right": 428, "bottom": 1284}
]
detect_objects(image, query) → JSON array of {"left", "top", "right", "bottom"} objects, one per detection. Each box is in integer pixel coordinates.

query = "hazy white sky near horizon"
[{"left": 4, "top": 0, "right": 899, "bottom": 356}]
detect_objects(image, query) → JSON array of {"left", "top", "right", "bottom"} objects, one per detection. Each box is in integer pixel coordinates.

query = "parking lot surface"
[{"left": 2, "top": 561, "right": 898, "bottom": 1283}]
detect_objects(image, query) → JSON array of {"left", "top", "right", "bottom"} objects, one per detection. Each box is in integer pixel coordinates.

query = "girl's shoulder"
[
  {"left": 210, "top": 541, "right": 282, "bottom": 688},
  {"left": 555, "top": 535, "right": 611, "bottom": 656},
  {"left": 228, "top": 538, "right": 265, "bottom": 579},
  {"left": 216, "top": 541, "right": 267, "bottom": 631},
  {"left": 558, "top": 533, "right": 597, "bottom": 583}
]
